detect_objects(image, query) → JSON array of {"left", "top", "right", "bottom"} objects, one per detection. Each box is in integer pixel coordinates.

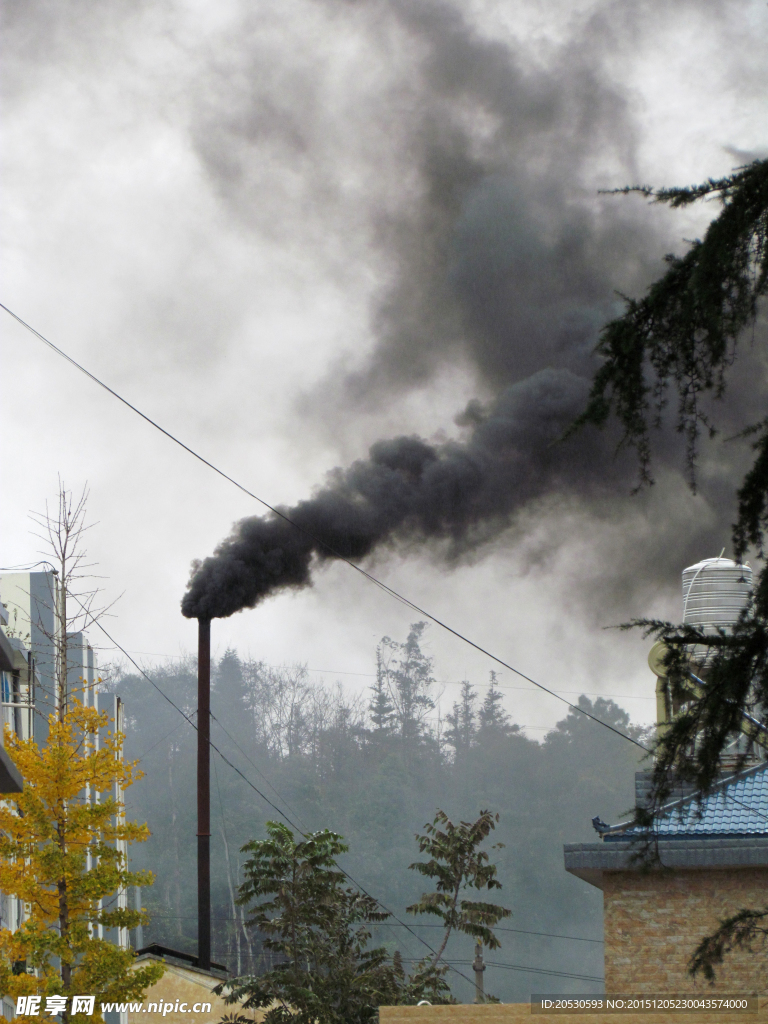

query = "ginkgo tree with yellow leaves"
[
  {"left": 0, "top": 484, "right": 164, "bottom": 1022},
  {"left": 0, "top": 698, "right": 164, "bottom": 1023}
]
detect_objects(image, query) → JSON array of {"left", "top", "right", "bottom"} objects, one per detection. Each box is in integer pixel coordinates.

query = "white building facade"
[{"left": 0, "top": 571, "right": 129, "bottom": 1022}]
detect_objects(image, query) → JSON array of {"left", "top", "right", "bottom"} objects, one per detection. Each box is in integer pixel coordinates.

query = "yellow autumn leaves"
[{"left": 0, "top": 700, "right": 164, "bottom": 1022}]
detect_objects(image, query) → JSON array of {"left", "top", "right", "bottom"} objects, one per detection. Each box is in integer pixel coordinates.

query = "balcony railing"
[{"left": 2, "top": 701, "right": 34, "bottom": 742}]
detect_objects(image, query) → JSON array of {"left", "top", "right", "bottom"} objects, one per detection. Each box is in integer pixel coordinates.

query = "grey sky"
[{"left": 1, "top": 0, "right": 766, "bottom": 734}]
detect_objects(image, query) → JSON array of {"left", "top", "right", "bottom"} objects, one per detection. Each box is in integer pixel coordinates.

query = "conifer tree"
[
  {"left": 574, "top": 158, "right": 768, "bottom": 976},
  {"left": 445, "top": 682, "right": 477, "bottom": 757},
  {"left": 382, "top": 623, "right": 435, "bottom": 745},
  {"left": 368, "top": 647, "right": 397, "bottom": 738},
  {"left": 477, "top": 674, "right": 516, "bottom": 738}
]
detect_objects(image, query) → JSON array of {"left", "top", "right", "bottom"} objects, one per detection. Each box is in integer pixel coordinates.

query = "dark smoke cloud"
[
  {"left": 182, "top": 368, "right": 638, "bottom": 618},
  {"left": 187, "top": 0, "right": 662, "bottom": 400},
  {"left": 321, "top": 0, "right": 656, "bottom": 400},
  {"left": 180, "top": 0, "right": 768, "bottom": 618}
]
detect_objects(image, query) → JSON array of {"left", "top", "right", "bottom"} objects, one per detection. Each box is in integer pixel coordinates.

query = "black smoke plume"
[
  {"left": 179, "top": 0, "right": 766, "bottom": 621},
  {"left": 182, "top": 369, "right": 633, "bottom": 619}
]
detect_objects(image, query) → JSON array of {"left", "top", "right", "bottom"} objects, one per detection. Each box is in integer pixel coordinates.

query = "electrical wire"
[
  {"left": 23, "top": 583, "right": 768, "bottom": 852},
  {"left": 0, "top": 302, "right": 647, "bottom": 753},
  {"left": 137, "top": 913, "right": 602, "bottom": 944},
  {"left": 372, "top": 924, "right": 603, "bottom": 944},
  {"left": 134, "top": 715, "right": 192, "bottom": 761},
  {"left": 137, "top": 924, "right": 602, "bottom": 983},
  {"left": 399, "top": 959, "right": 602, "bottom": 984},
  {"left": 210, "top": 712, "right": 310, "bottom": 834},
  {"left": 484, "top": 961, "right": 602, "bottom": 983},
  {"left": 66, "top": 598, "right": 471, "bottom": 987}
]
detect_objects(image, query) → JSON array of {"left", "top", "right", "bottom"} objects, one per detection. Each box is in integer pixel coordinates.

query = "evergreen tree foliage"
[
  {"left": 111, "top": 627, "right": 645, "bottom": 1000},
  {"left": 477, "top": 673, "right": 517, "bottom": 739},
  {"left": 369, "top": 648, "right": 397, "bottom": 738},
  {"left": 217, "top": 823, "right": 403, "bottom": 1024},
  {"left": 379, "top": 623, "right": 436, "bottom": 745},
  {"left": 574, "top": 159, "right": 768, "bottom": 484},
  {"left": 573, "top": 157, "right": 768, "bottom": 977},
  {"left": 445, "top": 683, "right": 477, "bottom": 758}
]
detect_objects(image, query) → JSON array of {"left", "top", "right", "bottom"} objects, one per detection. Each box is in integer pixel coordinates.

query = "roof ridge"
[
  {"left": 598, "top": 761, "right": 768, "bottom": 837},
  {"left": 656, "top": 760, "right": 768, "bottom": 819}
]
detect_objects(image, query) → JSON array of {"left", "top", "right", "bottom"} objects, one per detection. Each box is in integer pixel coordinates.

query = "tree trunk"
[
  {"left": 219, "top": 821, "right": 241, "bottom": 975},
  {"left": 58, "top": 565, "right": 68, "bottom": 720},
  {"left": 431, "top": 880, "right": 462, "bottom": 968},
  {"left": 58, "top": 822, "right": 71, "bottom": 1023}
]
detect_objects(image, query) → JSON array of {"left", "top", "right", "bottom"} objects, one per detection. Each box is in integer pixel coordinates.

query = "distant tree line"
[{"left": 108, "top": 623, "right": 649, "bottom": 1002}]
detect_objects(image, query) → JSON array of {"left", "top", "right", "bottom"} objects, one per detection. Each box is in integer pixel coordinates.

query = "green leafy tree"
[
  {"left": 407, "top": 809, "right": 511, "bottom": 980},
  {"left": 216, "top": 823, "right": 403, "bottom": 1024},
  {"left": 574, "top": 158, "right": 768, "bottom": 977}
]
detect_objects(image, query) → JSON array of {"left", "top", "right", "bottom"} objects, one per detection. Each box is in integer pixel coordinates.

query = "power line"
[
  {"left": 138, "top": 913, "right": 602, "bottom": 944},
  {"left": 67, "top": 591, "right": 307, "bottom": 827},
  {"left": 373, "top": 923, "right": 603, "bottom": 944},
  {"left": 134, "top": 715, "right": 192, "bottom": 761},
  {"left": 71, "top": 600, "right": 473, "bottom": 988},
  {"left": 95, "top": 653, "right": 657, "bottom": 703},
  {"left": 1, "top": 302, "right": 648, "bottom": 754},
  {"left": 87, "top": 650, "right": 656, "bottom": 704},
  {"left": 142, "top": 916, "right": 602, "bottom": 983},
  {"left": 210, "top": 712, "right": 310, "bottom": 834},
  {"left": 484, "top": 962, "right": 602, "bottom": 983},
  {"left": 399, "top": 959, "right": 602, "bottom": 984}
]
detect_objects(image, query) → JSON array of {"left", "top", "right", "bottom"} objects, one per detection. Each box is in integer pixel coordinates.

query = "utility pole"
[
  {"left": 473, "top": 942, "right": 485, "bottom": 1004},
  {"left": 134, "top": 886, "right": 144, "bottom": 951}
]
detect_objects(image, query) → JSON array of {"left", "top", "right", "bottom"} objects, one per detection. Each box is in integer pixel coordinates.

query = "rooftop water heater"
[{"left": 682, "top": 556, "right": 752, "bottom": 664}]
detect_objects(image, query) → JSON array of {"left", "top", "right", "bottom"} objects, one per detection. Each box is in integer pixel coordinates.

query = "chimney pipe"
[{"left": 197, "top": 618, "right": 211, "bottom": 971}]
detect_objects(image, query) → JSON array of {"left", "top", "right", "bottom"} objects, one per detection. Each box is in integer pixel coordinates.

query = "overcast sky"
[{"left": 2, "top": 0, "right": 767, "bottom": 736}]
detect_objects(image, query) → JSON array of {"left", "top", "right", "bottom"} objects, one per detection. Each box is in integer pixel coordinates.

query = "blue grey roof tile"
[{"left": 609, "top": 761, "right": 768, "bottom": 839}]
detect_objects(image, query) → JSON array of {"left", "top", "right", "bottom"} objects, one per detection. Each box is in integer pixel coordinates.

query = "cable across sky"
[
  {"left": 0, "top": 301, "right": 649, "bottom": 753},
  {"left": 64, "top": 590, "right": 486, "bottom": 991}
]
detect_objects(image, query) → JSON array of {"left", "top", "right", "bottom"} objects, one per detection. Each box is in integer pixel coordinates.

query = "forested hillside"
[{"left": 110, "top": 624, "right": 650, "bottom": 1003}]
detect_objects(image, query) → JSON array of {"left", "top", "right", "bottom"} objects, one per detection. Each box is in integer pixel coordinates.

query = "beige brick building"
[
  {"left": 380, "top": 1000, "right": 768, "bottom": 1024},
  {"left": 565, "top": 764, "right": 768, "bottom": 994},
  {"left": 127, "top": 945, "right": 266, "bottom": 1024}
]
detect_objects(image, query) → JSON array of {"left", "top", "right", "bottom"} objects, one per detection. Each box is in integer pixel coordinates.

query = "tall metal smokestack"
[{"left": 197, "top": 618, "right": 211, "bottom": 971}]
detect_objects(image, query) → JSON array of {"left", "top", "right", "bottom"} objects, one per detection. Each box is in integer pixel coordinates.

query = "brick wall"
[
  {"left": 603, "top": 868, "right": 768, "bottom": 994},
  {"left": 126, "top": 958, "right": 266, "bottom": 1024},
  {"left": 381, "top": 1001, "right": 768, "bottom": 1024}
]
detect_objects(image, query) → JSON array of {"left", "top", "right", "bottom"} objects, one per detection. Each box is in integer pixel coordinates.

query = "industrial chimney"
[{"left": 197, "top": 618, "right": 211, "bottom": 972}]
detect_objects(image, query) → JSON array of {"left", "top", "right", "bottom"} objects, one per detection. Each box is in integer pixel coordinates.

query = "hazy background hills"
[{"left": 111, "top": 626, "right": 649, "bottom": 1002}]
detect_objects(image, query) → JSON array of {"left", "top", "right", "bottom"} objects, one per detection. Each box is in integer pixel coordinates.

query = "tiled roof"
[{"left": 607, "top": 761, "right": 768, "bottom": 839}]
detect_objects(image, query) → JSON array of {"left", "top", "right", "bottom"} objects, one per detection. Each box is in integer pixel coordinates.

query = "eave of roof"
[{"left": 565, "top": 835, "right": 768, "bottom": 889}]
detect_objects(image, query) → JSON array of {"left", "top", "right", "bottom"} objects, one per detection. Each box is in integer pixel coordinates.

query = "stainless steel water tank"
[{"left": 682, "top": 557, "right": 752, "bottom": 661}]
